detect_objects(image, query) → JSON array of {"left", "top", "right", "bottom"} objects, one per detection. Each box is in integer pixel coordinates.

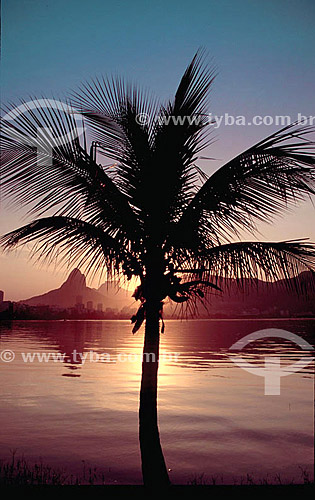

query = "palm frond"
[
  {"left": 0, "top": 99, "right": 142, "bottom": 246},
  {"left": 171, "top": 123, "right": 315, "bottom": 247},
  {"left": 190, "top": 239, "right": 315, "bottom": 293},
  {"left": 72, "top": 78, "right": 160, "bottom": 225},
  {"left": 71, "top": 51, "right": 216, "bottom": 238},
  {"left": 145, "top": 49, "right": 216, "bottom": 231},
  {"left": 0, "top": 216, "right": 142, "bottom": 280},
  {"left": 71, "top": 75, "right": 159, "bottom": 145}
]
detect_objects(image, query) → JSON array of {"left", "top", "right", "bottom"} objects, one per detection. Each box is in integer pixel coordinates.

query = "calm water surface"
[{"left": 0, "top": 319, "right": 314, "bottom": 484}]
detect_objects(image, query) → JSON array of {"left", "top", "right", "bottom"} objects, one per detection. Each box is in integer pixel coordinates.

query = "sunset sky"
[{"left": 1, "top": 0, "right": 315, "bottom": 301}]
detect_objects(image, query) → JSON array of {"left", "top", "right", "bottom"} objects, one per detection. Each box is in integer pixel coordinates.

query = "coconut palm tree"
[{"left": 1, "top": 52, "right": 315, "bottom": 487}]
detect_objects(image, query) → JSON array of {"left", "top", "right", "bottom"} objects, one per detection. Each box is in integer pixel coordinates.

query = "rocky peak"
[{"left": 62, "top": 268, "right": 86, "bottom": 290}]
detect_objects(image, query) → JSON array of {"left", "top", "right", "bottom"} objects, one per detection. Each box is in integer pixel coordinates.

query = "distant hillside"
[
  {"left": 19, "top": 268, "right": 315, "bottom": 318},
  {"left": 20, "top": 269, "right": 131, "bottom": 310},
  {"left": 165, "top": 271, "right": 315, "bottom": 318}
]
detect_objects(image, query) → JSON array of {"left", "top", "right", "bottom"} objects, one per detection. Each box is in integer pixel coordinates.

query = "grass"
[
  {"left": 187, "top": 467, "right": 313, "bottom": 486},
  {"left": 1, "top": 453, "right": 313, "bottom": 486},
  {"left": 0, "top": 453, "right": 107, "bottom": 485}
]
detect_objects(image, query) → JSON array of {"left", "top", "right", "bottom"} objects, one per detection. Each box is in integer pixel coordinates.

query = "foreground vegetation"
[{"left": 1, "top": 456, "right": 312, "bottom": 486}]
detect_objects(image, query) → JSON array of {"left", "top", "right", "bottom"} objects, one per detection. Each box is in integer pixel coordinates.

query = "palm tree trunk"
[{"left": 139, "top": 296, "right": 170, "bottom": 487}]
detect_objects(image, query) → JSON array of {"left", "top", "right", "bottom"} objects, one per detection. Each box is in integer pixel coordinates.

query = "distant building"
[
  {"left": 75, "top": 295, "right": 84, "bottom": 312},
  {"left": 97, "top": 303, "right": 103, "bottom": 312},
  {"left": 87, "top": 301, "right": 94, "bottom": 311},
  {"left": 0, "top": 290, "right": 12, "bottom": 316}
]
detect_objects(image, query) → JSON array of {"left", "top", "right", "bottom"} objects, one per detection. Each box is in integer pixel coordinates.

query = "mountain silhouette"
[
  {"left": 165, "top": 271, "right": 315, "bottom": 318},
  {"left": 20, "top": 268, "right": 131, "bottom": 310},
  {"left": 19, "top": 269, "right": 315, "bottom": 317}
]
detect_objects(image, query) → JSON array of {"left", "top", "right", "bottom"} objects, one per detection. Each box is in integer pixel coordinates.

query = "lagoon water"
[{"left": 0, "top": 319, "right": 314, "bottom": 484}]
